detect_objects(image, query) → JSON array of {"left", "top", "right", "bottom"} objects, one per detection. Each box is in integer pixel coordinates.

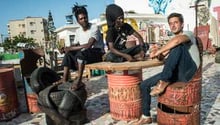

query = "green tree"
[
  {"left": 2, "top": 38, "right": 12, "bottom": 51},
  {"left": 13, "top": 35, "right": 35, "bottom": 45},
  {"left": 2, "top": 35, "right": 36, "bottom": 52}
]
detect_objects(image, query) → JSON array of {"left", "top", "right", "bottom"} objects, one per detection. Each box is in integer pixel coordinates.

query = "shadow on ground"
[
  {"left": 200, "top": 61, "right": 220, "bottom": 124},
  {"left": 85, "top": 75, "right": 108, "bottom": 96}
]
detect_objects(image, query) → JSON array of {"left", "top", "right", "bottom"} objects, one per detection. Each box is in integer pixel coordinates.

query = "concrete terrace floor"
[{"left": 0, "top": 54, "right": 220, "bottom": 125}]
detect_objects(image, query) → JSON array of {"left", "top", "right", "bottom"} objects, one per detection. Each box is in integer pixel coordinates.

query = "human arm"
[
  {"left": 132, "top": 31, "right": 144, "bottom": 45},
  {"left": 64, "top": 37, "right": 95, "bottom": 52},
  {"left": 150, "top": 34, "right": 190, "bottom": 58},
  {"left": 132, "top": 30, "right": 149, "bottom": 52},
  {"left": 64, "top": 24, "right": 99, "bottom": 52}
]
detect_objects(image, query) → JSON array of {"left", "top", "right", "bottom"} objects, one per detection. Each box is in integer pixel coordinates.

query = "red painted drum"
[
  {"left": 158, "top": 75, "right": 201, "bottom": 107},
  {"left": 23, "top": 77, "right": 41, "bottom": 113},
  {"left": 157, "top": 103, "right": 200, "bottom": 125},
  {"left": 0, "top": 67, "right": 19, "bottom": 121},
  {"left": 26, "top": 93, "right": 41, "bottom": 113},
  {"left": 107, "top": 70, "right": 142, "bottom": 121},
  {"left": 158, "top": 67, "right": 202, "bottom": 106},
  {"left": 157, "top": 67, "right": 202, "bottom": 125}
]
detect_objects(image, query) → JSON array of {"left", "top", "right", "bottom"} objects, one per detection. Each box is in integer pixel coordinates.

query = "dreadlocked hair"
[{"left": 72, "top": 3, "right": 88, "bottom": 20}]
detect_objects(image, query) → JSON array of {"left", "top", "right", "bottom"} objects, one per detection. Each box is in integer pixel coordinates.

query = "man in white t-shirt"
[
  {"left": 133, "top": 13, "right": 201, "bottom": 124},
  {"left": 56, "top": 5, "right": 104, "bottom": 90}
]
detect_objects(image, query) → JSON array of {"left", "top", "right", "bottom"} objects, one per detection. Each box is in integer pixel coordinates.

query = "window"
[
  {"left": 69, "top": 35, "right": 75, "bottom": 45},
  {"left": 30, "top": 22, "right": 35, "bottom": 26},
  {"left": 31, "top": 30, "right": 36, "bottom": 34}
]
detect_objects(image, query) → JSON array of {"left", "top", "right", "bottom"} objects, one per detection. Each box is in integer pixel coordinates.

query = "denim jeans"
[{"left": 140, "top": 44, "right": 197, "bottom": 116}]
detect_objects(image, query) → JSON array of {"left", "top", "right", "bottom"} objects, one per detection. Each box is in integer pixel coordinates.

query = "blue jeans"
[{"left": 140, "top": 44, "right": 197, "bottom": 116}]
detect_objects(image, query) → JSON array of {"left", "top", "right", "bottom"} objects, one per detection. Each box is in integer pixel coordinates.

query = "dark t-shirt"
[{"left": 106, "top": 23, "right": 135, "bottom": 50}]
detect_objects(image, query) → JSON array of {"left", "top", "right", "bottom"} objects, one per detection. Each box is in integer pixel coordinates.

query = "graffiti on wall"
[{"left": 148, "top": 0, "right": 172, "bottom": 14}]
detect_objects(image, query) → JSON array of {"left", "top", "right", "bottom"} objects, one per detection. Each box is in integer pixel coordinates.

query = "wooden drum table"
[{"left": 86, "top": 59, "right": 163, "bottom": 121}]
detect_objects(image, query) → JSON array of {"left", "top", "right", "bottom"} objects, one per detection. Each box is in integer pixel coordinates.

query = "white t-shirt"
[
  {"left": 73, "top": 23, "right": 104, "bottom": 51},
  {"left": 183, "top": 31, "right": 200, "bottom": 68}
]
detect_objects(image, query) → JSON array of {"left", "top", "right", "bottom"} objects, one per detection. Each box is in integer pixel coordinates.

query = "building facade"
[
  {"left": 98, "top": 13, "right": 168, "bottom": 44},
  {"left": 55, "top": 24, "right": 79, "bottom": 48},
  {"left": 7, "top": 17, "right": 49, "bottom": 46}
]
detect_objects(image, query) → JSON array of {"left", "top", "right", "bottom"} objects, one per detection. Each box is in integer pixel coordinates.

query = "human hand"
[
  {"left": 149, "top": 49, "right": 157, "bottom": 58},
  {"left": 134, "top": 50, "right": 145, "bottom": 61},
  {"left": 149, "top": 44, "right": 159, "bottom": 59},
  {"left": 63, "top": 47, "right": 71, "bottom": 53},
  {"left": 72, "top": 42, "right": 80, "bottom": 46},
  {"left": 157, "top": 53, "right": 165, "bottom": 61},
  {"left": 59, "top": 47, "right": 65, "bottom": 54},
  {"left": 125, "top": 54, "right": 136, "bottom": 62}
]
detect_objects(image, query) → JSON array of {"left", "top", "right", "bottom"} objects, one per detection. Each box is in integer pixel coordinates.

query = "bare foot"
[{"left": 134, "top": 51, "right": 145, "bottom": 61}]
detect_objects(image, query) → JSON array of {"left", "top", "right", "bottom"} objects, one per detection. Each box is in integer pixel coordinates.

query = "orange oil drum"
[
  {"left": 26, "top": 93, "right": 41, "bottom": 113},
  {"left": 107, "top": 70, "right": 142, "bottom": 121},
  {"left": 157, "top": 67, "right": 202, "bottom": 125},
  {"left": 23, "top": 76, "right": 41, "bottom": 113},
  {"left": 158, "top": 66, "right": 202, "bottom": 106},
  {"left": 157, "top": 103, "right": 200, "bottom": 125},
  {"left": 0, "top": 67, "right": 19, "bottom": 121}
]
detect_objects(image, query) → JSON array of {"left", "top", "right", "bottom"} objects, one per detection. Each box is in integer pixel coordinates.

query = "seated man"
[
  {"left": 133, "top": 13, "right": 201, "bottom": 124},
  {"left": 56, "top": 4, "right": 104, "bottom": 90},
  {"left": 104, "top": 4, "right": 148, "bottom": 62}
]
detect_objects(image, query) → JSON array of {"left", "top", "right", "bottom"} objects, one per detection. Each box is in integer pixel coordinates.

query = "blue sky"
[{"left": 0, "top": 0, "right": 114, "bottom": 36}]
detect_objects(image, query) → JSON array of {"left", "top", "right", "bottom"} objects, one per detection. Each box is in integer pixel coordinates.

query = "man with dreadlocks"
[
  {"left": 57, "top": 4, "right": 104, "bottom": 90},
  {"left": 104, "top": 4, "right": 149, "bottom": 62}
]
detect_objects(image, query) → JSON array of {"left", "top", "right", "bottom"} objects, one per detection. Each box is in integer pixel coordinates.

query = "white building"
[{"left": 55, "top": 24, "right": 79, "bottom": 47}]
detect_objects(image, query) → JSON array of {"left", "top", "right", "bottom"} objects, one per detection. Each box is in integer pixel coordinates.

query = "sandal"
[
  {"left": 131, "top": 117, "right": 152, "bottom": 125},
  {"left": 150, "top": 80, "right": 169, "bottom": 96}
]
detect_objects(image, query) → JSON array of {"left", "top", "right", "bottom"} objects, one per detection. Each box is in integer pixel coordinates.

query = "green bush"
[{"left": 0, "top": 53, "right": 19, "bottom": 60}]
